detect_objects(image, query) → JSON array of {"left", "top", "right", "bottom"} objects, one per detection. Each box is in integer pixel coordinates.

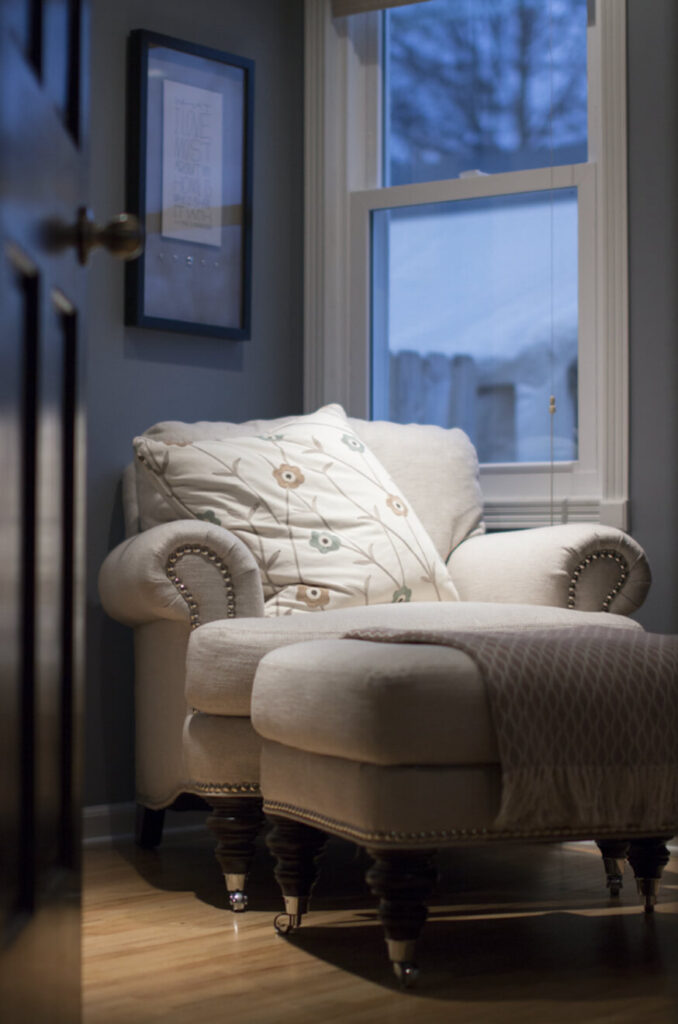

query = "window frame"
[{"left": 304, "top": 0, "right": 629, "bottom": 530}]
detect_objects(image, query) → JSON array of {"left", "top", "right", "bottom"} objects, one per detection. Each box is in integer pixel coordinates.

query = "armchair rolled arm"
[
  {"left": 98, "top": 520, "right": 265, "bottom": 628},
  {"left": 446, "top": 523, "right": 651, "bottom": 615}
]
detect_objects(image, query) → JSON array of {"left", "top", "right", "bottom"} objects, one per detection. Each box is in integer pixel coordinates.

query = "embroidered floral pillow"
[{"left": 133, "top": 404, "right": 459, "bottom": 615}]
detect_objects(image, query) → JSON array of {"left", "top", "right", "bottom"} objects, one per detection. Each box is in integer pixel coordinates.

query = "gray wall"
[
  {"left": 627, "top": 0, "right": 678, "bottom": 634},
  {"left": 85, "top": 0, "right": 304, "bottom": 805}
]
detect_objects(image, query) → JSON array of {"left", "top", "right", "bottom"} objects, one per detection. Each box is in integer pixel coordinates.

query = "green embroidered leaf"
[{"left": 196, "top": 510, "right": 221, "bottom": 526}]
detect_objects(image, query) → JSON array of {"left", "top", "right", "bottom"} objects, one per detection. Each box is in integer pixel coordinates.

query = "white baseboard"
[{"left": 83, "top": 801, "right": 208, "bottom": 845}]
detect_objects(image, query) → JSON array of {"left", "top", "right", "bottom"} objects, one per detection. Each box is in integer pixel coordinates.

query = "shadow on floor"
[{"left": 283, "top": 904, "right": 678, "bottom": 1002}]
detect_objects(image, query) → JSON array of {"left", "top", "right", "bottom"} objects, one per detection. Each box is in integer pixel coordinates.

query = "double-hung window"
[{"left": 305, "top": 0, "right": 628, "bottom": 529}]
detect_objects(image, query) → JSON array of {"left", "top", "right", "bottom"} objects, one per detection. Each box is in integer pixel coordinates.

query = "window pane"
[
  {"left": 371, "top": 189, "right": 579, "bottom": 463},
  {"left": 385, "top": 0, "right": 588, "bottom": 186}
]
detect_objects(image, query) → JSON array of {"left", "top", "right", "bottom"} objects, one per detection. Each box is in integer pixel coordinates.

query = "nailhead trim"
[
  {"left": 195, "top": 781, "right": 261, "bottom": 794},
  {"left": 263, "top": 800, "right": 676, "bottom": 846},
  {"left": 567, "top": 549, "right": 629, "bottom": 612},
  {"left": 165, "top": 545, "right": 236, "bottom": 629}
]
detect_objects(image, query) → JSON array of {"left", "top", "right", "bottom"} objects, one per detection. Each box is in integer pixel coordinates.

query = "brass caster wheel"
[
  {"left": 393, "top": 962, "right": 419, "bottom": 989},
  {"left": 228, "top": 890, "right": 248, "bottom": 912},
  {"left": 274, "top": 896, "right": 304, "bottom": 934},
  {"left": 274, "top": 912, "right": 299, "bottom": 935}
]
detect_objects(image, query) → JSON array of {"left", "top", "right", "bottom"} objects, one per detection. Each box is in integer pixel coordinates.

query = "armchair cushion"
[
  {"left": 134, "top": 404, "right": 459, "bottom": 615},
  {"left": 186, "top": 600, "right": 642, "bottom": 716}
]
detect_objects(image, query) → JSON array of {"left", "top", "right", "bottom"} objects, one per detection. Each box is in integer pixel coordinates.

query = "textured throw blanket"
[{"left": 344, "top": 626, "right": 678, "bottom": 833}]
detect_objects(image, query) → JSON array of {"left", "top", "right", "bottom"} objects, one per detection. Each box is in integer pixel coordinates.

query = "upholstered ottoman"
[{"left": 251, "top": 634, "right": 677, "bottom": 986}]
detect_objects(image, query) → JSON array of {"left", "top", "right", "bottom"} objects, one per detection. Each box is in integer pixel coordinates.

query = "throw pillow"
[{"left": 134, "top": 404, "right": 459, "bottom": 615}]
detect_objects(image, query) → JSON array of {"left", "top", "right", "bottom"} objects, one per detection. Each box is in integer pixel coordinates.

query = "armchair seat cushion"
[{"left": 186, "top": 601, "right": 643, "bottom": 717}]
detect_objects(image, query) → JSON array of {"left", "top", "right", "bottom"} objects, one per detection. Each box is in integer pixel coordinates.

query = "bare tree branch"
[{"left": 387, "top": 0, "right": 587, "bottom": 180}]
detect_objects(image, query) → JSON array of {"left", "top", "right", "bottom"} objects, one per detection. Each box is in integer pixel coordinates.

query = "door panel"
[
  {"left": 0, "top": 251, "right": 35, "bottom": 945},
  {"left": 0, "top": 1, "right": 87, "bottom": 1019}
]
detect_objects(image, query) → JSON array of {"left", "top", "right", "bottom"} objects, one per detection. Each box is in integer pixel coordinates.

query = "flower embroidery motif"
[
  {"left": 296, "top": 585, "right": 330, "bottom": 610},
  {"left": 392, "top": 585, "right": 412, "bottom": 604},
  {"left": 196, "top": 509, "right": 221, "bottom": 525},
  {"left": 386, "top": 494, "right": 408, "bottom": 517},
  {"left": 273, "top": 463, "right": 305, "bottom": 489},
  {"left": 310, "top": 531, "right": 342, "bottom": 554},
  {"left": 341, "top": 433, "right": 365, "bottom": 453}
]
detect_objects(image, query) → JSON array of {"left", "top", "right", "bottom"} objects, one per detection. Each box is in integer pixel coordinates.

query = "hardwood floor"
[{"left": 83, "top": 829, "right": 678, "bottom": 1024}]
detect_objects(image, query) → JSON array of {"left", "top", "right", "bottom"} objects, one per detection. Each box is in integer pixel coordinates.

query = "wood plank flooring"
[{"left": 83, "top": 829, "right": 678, "bottom": 1024}]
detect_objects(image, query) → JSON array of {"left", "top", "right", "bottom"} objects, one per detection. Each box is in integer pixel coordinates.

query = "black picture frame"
[{"left": 125, "top": 30, "right": 254, "bottom": 339}]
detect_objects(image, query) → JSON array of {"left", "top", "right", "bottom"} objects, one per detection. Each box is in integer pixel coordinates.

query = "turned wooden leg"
[
  {"left": 135, "top": 804, "right": 166, "bottom": 849},
  {"left": 206, "top": 797, "right": 265, "bottom": 911},
  {"left": 627, "top": 836, "right": 672, "bottom": 913},
  {"left": 596, "top": 839, "right": 629, "bottom": 896},
  {"left": 265, "top": 816, "right": 328, "bottom": 933},
  {"left": 365, "top": 847, "right": 438, "bottom": 988}
]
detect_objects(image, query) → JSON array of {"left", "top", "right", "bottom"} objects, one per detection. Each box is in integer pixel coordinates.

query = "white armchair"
[{"left": 99, "top": 407, "right": 651, "bottom": 908}]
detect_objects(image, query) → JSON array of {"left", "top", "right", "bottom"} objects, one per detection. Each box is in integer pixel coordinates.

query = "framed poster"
[{"left": 125, "top": 30, "right": 254, "bottom": 339}]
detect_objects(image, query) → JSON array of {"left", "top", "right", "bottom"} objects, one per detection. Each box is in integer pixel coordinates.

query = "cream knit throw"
[{"left": 345, "top": 626, "right": 678, "bottom": 832}]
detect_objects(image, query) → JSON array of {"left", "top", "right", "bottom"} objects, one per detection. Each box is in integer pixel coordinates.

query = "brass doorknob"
[{"left": 75, "top": 208, "right": 144, "bottom": 264}]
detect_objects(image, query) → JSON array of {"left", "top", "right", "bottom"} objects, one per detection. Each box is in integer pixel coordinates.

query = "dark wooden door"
[{"left": 0, "top": 2, "right": 88, "bottom": 1019}]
